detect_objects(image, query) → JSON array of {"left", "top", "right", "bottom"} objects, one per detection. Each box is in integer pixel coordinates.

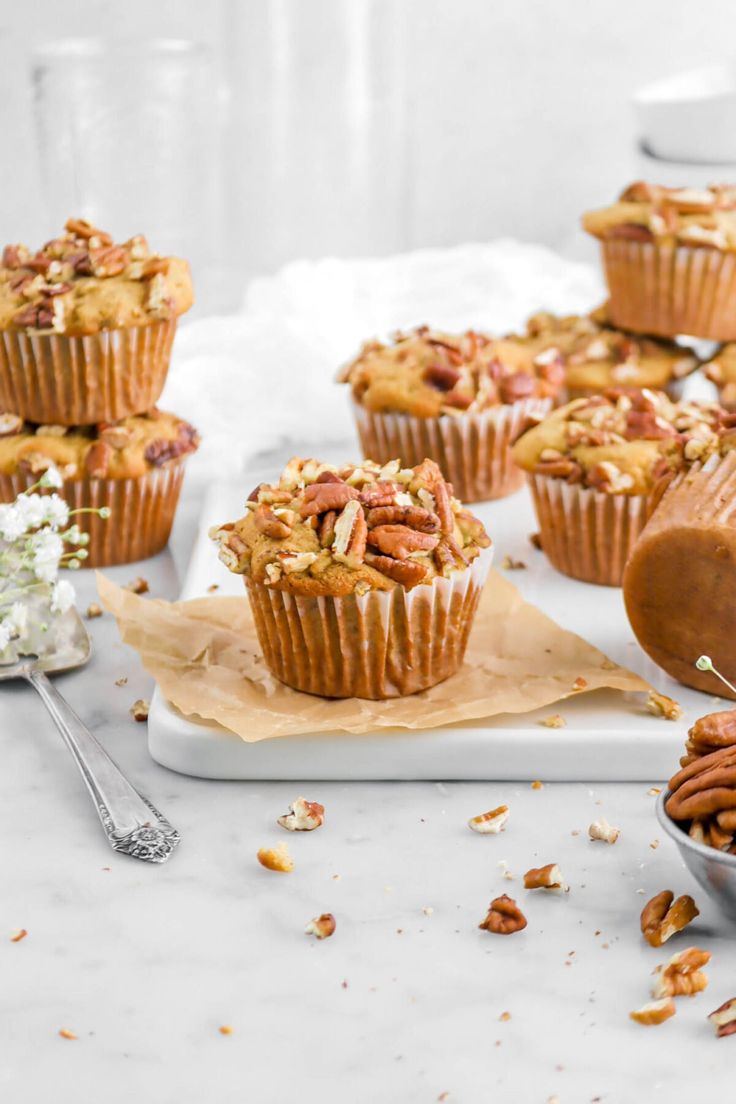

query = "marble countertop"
[{"left": 2, "top": 475, "right": 735, "bottom": 1104}]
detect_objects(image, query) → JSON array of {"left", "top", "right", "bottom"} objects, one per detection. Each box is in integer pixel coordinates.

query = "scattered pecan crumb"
[
  {"left": 629, "top": 998, "right": 676, "bottom": 1026},
  {"left": 305, "top": 913, "right": 336, "bottom": 939},
  {"left": 708, "top": 997, "right": 736, "bottom": 1037},
  {"left": 647, "top": 787, "right": 662, "bottom": 796},
  {"left": 529, "top": 532, "right": 542, "bottom": 550},
  {"left": 499, "top": 1011, "right": 511, "bottom": 1022},
  {"left": 207, "top": 584, "right": 220, "bottom": 593},
  {"left": 467, "top": 804, "right": 509, "bottom": 834},
  {"left": 257, "top": 843, "right": 294, "bottom": 873},
  {"left": 498, "top": 860, "right": 514, "bottom": 880},
  {"left": 124, "top": 576, "right": 149, "bottom": 595},
  {"left": 85, "top": 603, "right": 103, "bottom": 619},
  {"left": 478, "top": 894, "right": 527, "bottom": 935},
  {"left": 588, "top": 818, "right": 619, "bottom": 844},
  {"left": 58, "top": 1028, "right": 78, "bottom": 1040},
  {"left": 540, "top": 714, "right": 566, "bottom": 729},
  {"left": 437, "top": 1094, "right": 450, "bottom": 1103},
  {"left": 524, "top": 863, "right": 568, "bottom": 892},
  {"left": 641, "top": 891, "right": 699, "bottom": 947},
  {"left": 646, "top": 689, "right": 682, "bottom": 721},
  {"left": 572, "top": 677, "right": 588, "bottom": 692},
  {"left": 114, "top": 676, "right": 128, "bottom": 687},
  {"left": 219, "top": 1025, "right": 234, "bottom": 1036},
  {"left": 650, "top": 839, "right": 660, "bottom": 850},
  {"left": 277, "top": 796, "right": 325, "bottom": 831},
  {"left": 130, "top": 699, "right": 149, "bottom": 722},
  {"left": 423, "top": 906, "right": 434, "bottom": 916},
  {"left": 501, "top": 555, "right": 527, "bottom": 570},
  {"left": 531, "top": 780, "right": 544, "bottom": 791},
  {"left": 10, "top": 929, "right": 27, "bottom": 943}
]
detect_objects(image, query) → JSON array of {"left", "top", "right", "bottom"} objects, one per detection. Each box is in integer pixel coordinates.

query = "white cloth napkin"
[{"left": 161, "top": 240, "right": 604, "bottom": 476}]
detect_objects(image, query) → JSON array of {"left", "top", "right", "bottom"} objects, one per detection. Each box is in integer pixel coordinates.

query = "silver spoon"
[{"left": 1, "top": 607, "right": 180, "bottom": 863}]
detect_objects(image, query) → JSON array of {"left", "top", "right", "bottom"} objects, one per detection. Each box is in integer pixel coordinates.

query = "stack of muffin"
[{"left": 0, "top": 218, "right": 199, "bottom": 566}]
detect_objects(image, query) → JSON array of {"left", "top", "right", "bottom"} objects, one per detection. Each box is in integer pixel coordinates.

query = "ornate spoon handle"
[{"left": 27, "top": 668, "right": 180, "bottom": 863}]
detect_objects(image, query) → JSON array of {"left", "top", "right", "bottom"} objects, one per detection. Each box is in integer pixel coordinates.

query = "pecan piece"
[
  {"left": 358, "top": 481, "right": 397, "bottom": 508},
  {"left": 478, "top": 894, "right": 527, "bottom": 935},
  {"left": 143, "top": 426, "right": 198, "bottom": 466},
  {"left": 305, "top": 913, "right": 336, "bottom": 940},
  {"left": 333, "top": 500, "right": 367, "bottom": 568},
  {"left": 256, "top": 843, "right": 294, "bottom": 873},
  {"left": 254, "top": 504, "right": 292, "bottom": 539},
  {"left": 708, "top": 998, "right": 736, "bottom": 1037},
  {"left": 625, "top": 410, "right": 676, "bottom": 441},
  {"left": 67, "top": 251, "right": 93, "bottom": 276},
  {"left": 90, "top": 245, "right": 128, "bottom": 277},
  {"left": 65, "top": 217, "right": 113, "bottom": 244},
  {"left": 366, "top": 505, "right": 440, "bottom": 533},
  {"left": 423, "top": 363, "right": 461, "bottom": 391},
  {"left": 319, "top": 510, "right": 337, "bottom": 548},
  {"left": 315, "top": 470, "right": 344, "bottom": 484},
  {"left": 498, "top": 372, "right": 535, "bottom": 404},
  {"left": 299, "top": 481, "right": 358, "bottom": 518},
  {"left": 368, "top": 524, "right": 439, "bottom": 560},
  {"left": 629, "top": 998, "right": 676, "bottom": 1026},
  {"left": 277, "top": 796, "right": 324, "bottom": 831},
  {"left": 468, "top": 804, "right": 509, "bottom": 834},
  {"left": 651, "top": 947, "right": 710, "bottom": 999},
  {"left": 2, "top": 244, "right": 25, "bottom": 268},
  {"left": 141, "top": 256, "right": 169, "bottom": 278},
  {"left": 85, "top": 440, "right": 112, "bottom": 477},
  {"left": 0, "top": 413, "right": 23, "bottom": 437},
  {"left": 523, "top": 863, "right": 568, "bottom": 891},
  {"left": 641, "top": 891, "right": 699, "bottom": 947},
  {"left": 364, "top": 551, "right": 428, "bottom": 588},
  {"left": 432, "top": 477, "right": 455, "bottom": 536}
]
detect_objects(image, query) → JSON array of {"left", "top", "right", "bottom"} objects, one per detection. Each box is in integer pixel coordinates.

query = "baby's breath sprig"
[
  {"left": 695, "top": 655, "right": 736, "bottom": 698},
  {"left": 0, "top": 465, "right": 109, "bottom": 652}
]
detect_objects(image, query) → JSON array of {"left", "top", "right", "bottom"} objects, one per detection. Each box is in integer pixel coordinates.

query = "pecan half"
[
  {"left": 685, "top": 711, "right": 736, "bottom": 760},
  {"left": 666, "top": 746, "right": 736, "bottom": 821},
  {"left": 708, "top": 997, "right": 736, "bottom": 1037},
  {"left": 85, "top": 440, "right": 112, "bottom": 477},
  {"left": 143, "top": 425, "right": 198, "bottom": 467},
  {"left": 90, "top": 245, "right": 128, "bottom": 278},
  {"left": 319, "top": 510, "right": 337, "bottom": 548},
  {"left": 641, "top": 891, "right": 699, "bottom": 947},
  {"left": 478, "top": 894, "right": 527, "bottom": 935},
  {"left": 333, "top": 500, "right": 368, "bottom": 568},
  {"left": 358, "top": 481, "right": 397, "bottom": 508},
  {"left": 254, "top": 504, "right": 292, "bottom": 539},
  {"left": 651, "top": 947, "right": 711, "bottom": 999},
  {"left": 367, "top": 524, "right": 439, "bottom": 560},
  {"left": 423, "top": 363, "right": 462, "bottom": 391},
  {"left": 432, "top": 477, "right": 455, "bottom": 536},
  {"left": 364, "top": 551, "right": 428, "bottom": 588},
  {"left": 299, "top": 481, "right": 358, "bottom": 518},
  {"left": 65, "top": 217, "right": 113, "bottom": 244},
  {"left": 366, "top": 505, "right": 440, "bottom": 533}
]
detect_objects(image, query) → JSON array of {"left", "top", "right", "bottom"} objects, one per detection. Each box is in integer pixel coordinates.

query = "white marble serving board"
[{"left": 148, "top": 474, "right": 714, "bottom": 781}]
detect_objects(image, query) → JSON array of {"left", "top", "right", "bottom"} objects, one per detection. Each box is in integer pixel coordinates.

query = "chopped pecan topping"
[
  {"left": 431, "top": 477, "right": 454, "bottom": 536},
  {"left": 366, "top": 505, "right": 440, "bottom": 532},
  {"left": 85, "top": 440, "right": 112, "bottom": 477},
  {"left": 90, "top": 245, "right": 128, "bottom": 277},
  {"left": 358, "top": 481, "right": 397, "bottom": 508},
  {"left": 318, "top": 510, "right": 337, "bottom": 548},
  {"left": 299, "top": 481, "right": 358, "bottom": 517},
  {"left": 498, "top": 372, "right": 535, "bottom": 404},
  {"left": 478, "top": 894, "right": 527, "bottom": 935},
  {"left": 333, "top": 500, "right": 367, "bottom": 568},
  {"left": 65, "top": 217, "right": 113, "bottom": 244},
  {"left": 143, "top": 424, "right": 198, "bottom": 467},
  {"left": 641, "top": 891, "right": 699, "bottom": 947},
  {"left": 254, "top": 504, "right": 292, "bottom": 540},
  {"left": 364, "top": 551, "right": 428, "bottom": 588},
  {"left": 423, "top": 363, "right": 462, "bottom": 391},
  {"left": 367, "top": 524, "right": 439, "bottom": 560}
]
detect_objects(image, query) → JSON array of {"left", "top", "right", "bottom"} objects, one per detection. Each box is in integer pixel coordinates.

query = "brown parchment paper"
[{"left": 96, "top": 570, "right": 650, "bottom": 742}]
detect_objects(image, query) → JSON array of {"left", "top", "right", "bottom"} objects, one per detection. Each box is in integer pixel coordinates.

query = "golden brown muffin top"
[
  {"left": 583, "top": 182, "right": 736, "bottom": 252},
  {"left": 512, "top": 389, "right": 728, "bottom": 496},
  {"left": 339, "top": 326, "right": 563, "bottom": 417},
  {"left": 0, "top": 408, "right": 199, "bottom": 480},
  {"left": 211, "top": 456, "right": 491, "bottom": 596},
  {"left": 508, "top": 306, "right": 698, "bottom": 392},
  {"left": 0, "top": 218, "right": 194, "bottom": 336}
]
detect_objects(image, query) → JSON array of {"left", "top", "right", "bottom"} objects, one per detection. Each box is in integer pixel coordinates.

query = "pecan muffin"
[
  {"left": 211, "top": 456, "right": 492, "bottom": 698},
  {"left": 583, "top": 182, "right": 736, "bottom": 340},
  {"left": 512, "top": 388, "right": 728, "bottom": 585},
  {"left": 0, "top": 218, "right": 193, "bottom": 424},
  {"left": 0, "top": 408, "right": 199, "bottom": 566},
  {"left": 339, "top": 326, "right": 563, "bottom": 502},
  {"left": 509, "top": 306, "right": 699, "bottom": 401}
]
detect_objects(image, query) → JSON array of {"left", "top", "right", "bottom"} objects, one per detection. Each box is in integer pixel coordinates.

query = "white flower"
[
  {"left": 16, "top": 494, "right": 47, "bottom": 530},
  {"left": 29, "top": 530, "right": 64, "bottom": 583},
  {"left": 0, "top": 620, "right": 11, "bottom": 652},
  {"left": 5, "top": 602, "right": 27, "bottom": 637},
  {"left": 50, "top": 579, "right": 75, "bottom": 614},
  {"left": 34, "top": 560, "right": 58, "bottom": 584},
  {"left": 39, "top": 466, "right": 63, "bottom": 489},
  {"left": 0, "top": 503, "right": 26, "bottom": 541},
  {"left": 41, "top": 494, "right": 69, "bottom": 529}
]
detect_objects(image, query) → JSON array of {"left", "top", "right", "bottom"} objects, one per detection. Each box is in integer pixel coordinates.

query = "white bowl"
[{"left": 635, "top": 64, "right": 736, "bottom": 164}]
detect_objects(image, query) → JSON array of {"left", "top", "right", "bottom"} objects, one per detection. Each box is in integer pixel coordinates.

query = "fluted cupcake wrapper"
[
  {"left": 602, "top": 240, "right": 736, "bottom": 341},
  {"left": 528, "top": 473, "right": 654, "bottom": 587},
  {"left": 351, "top": 398, "right": 552, "bottom": 502},
  {"left": 0, "top": 318, "right": 177, "bottom": 426},
  {"left": 245, "top": 549, "right": 492, "bottom": 700},
  {"left": 0, "top": 461, "right": 186, "bottom": 567}
]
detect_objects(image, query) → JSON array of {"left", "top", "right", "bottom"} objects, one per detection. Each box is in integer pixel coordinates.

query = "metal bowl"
[{"left": 656, "top": 790, "right": 736, "bottom": 921}]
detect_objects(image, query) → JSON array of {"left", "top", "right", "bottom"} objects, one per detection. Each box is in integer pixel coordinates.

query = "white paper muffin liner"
[
  {"left": 528, "top": 473, "right": 654, "bottom": 586},
  {"left": 245, "top": 548, "right": 492, "bottom": 699},
  {"left": 0, "top": 461, "right": 186, "bottom": 567},
  {"left": 352, "top": 398, "right": 553, "bottom": 502}
]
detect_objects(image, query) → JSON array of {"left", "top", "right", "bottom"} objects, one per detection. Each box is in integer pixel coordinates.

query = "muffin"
[
  {"left": 0, "top": 408, "right": 199, "bottom": 566},
  {"left": 512, "top": 388, "right": 727, "bottom": 585},
  {"left": 702, "top": 344, "right": 736, "bottom": 410},
  {"left": 583, "top": 182, "right": 736, "bottom": 341},
  {"left": 0, "top": 218, "right": 193, "bottom": 425},
  {"left": 507, "top": 306, "right": 699, "bottom": 401},
  {"left": 339, "top": 326, "right": 563, "bottom": 502},
  {"left": 623, "top": 441, "right": 736, "bottom": 696},
  {"left": 211, "top": 456, "right": 492, "bottom": 699}
]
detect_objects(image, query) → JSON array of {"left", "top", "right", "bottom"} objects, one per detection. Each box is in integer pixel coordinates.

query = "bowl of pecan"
[{"left": 657, "top": 659, "right": 736, "bottom": 920}]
